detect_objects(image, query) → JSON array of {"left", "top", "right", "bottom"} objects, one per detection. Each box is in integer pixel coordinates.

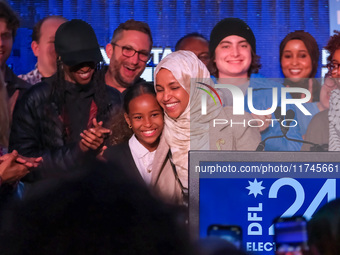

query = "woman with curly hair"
[{"left": 302, "top": 31, "right": 340, "bottom": 151}]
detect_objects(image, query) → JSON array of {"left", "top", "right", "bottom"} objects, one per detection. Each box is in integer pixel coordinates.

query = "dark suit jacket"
[
  {"left": 103, "top": 136, "right": 182, "bottom": 204},
  {"left": 103, "top": 142, "right": 145, "bottom": 185}
]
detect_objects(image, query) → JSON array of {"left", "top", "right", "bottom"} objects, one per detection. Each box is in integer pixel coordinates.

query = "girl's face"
[
  {"left": 155, "top": 68, "right": 190, "bottom": 119},
  {"left": 281, "top": 39, "right": 312, "bottom": 82},
  {"left": 124, "top": 93, "right": 164, "bottom": 152}
]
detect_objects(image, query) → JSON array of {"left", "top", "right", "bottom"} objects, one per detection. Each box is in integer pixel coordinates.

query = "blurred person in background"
[
  {"left": 302, "top": 31, "right": 340, "bottom": 151},
  {"left": 0, "top": 71, "right": 42, "bottom": 207},
  {"left": 175, "top": 32, "right": 210, "bottom": 67},
  {"left": 0, "top": 1, "right": 30, "bottom": 109},
  {"left": 0, "top": 160, "right": 195, "bottom": 255},
  {"left": 19, "top": 15, "right": 67, "bottom": 85},
  {"left": 308, "top": 198, "right": 340, "bottom": 255}
]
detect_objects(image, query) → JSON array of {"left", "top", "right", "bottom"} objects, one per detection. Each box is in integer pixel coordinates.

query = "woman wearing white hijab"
[{"left": 154, "top": 51, "right": 260, "bottom": 192}]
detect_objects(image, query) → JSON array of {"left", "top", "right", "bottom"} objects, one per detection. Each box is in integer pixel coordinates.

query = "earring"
[{"left": 128, "top": 124, "right": 132, "bottom": 129}]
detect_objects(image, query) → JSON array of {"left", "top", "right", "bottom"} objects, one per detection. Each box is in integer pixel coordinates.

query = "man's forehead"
[{"left": 117, "top": 30, "right": 151, "bottom": 45}]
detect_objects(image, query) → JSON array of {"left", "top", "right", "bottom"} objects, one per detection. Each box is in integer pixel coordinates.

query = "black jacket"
[
  {"left": 5, "top": 65, "right": 31, "bottom": 100},
  {"left": 104, "top": 142, "right": 145, "bottom": 185},
  {"left": 9, "top": 75, "right": 121, "bottom": 182}
]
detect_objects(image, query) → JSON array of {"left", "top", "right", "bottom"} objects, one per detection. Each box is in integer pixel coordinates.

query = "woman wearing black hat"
[
  {"left": 208, "top": 18, "right": 303, "bottom": 151},
  {"left": 9, "top": 19, "right": 121, "bottom": 182}
]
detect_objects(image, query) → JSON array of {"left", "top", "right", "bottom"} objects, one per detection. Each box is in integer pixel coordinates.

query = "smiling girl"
[{"left": 104, "top": 82, "right": 182, "bottom": 204}]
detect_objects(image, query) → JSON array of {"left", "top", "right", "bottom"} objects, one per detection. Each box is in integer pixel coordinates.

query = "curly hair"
[
  {"left": 0, "top": 1, "right": 20, "bottom": 38},
  {"left": 106, "top": 110, "right": 133, "bottom": 146},
  {"left": 325, "top": 30, "right": 340, "bottom": 64}
]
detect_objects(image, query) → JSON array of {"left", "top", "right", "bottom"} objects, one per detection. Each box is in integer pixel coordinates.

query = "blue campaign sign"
[
  {"left": 189, "top": 151, "right": 340, "bottom": 255},
  {"left": 199, "top": 177, "right": 338, "bottom": 254}
]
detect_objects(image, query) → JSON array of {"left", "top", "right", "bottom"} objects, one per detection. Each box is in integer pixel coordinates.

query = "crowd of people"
[{"left": 1, "top": 0, "right": 340, "bottom": 253}]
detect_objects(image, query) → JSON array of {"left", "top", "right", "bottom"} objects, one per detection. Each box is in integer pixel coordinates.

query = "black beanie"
[{"left": 209, "top": 18, "right": 256, "bottom": 55}]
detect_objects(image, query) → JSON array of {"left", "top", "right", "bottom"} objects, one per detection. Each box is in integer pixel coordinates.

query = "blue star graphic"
[{"left": 246, "top": 178, "right": 265, "bottom": 198}]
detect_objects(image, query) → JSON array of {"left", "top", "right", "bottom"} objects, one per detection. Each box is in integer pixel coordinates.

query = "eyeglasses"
[
  {"left": 327, "top": 62, "right": 340, "bottom": 73},
  {"left": 112, "top": 43, "right": 151, "bottom": 62}
]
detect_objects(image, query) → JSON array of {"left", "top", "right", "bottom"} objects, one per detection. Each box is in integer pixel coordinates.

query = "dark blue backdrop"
[{"left": 7, "top": 0, "right": 330, "bottom": 79}]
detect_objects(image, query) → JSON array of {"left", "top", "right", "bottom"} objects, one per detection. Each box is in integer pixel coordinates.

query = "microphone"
[
  {"left": 256, "top": 107, "right": 286, "bottom": 151},
  {"left": 256, "top": 106, "right": 290, "bottom": 151},
  {"left": 256, "top": 107, "right": 326, "bottom": 151},
  {"left": 280, "top": 109, "right": 327, "bottom": 151},
  {"left": 255, "top": 135, "right": 284, "bottom": 151},
  {"left": 281, "top": 109, "right": 295, "bottom": 136},
  {"left": 275, "top": 106, "right": 285, "bottom": 135}
]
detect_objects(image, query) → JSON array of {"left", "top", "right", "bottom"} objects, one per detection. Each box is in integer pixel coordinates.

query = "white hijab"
[{"left": 154, "top": 51, "right": 221, "bottom": 188}]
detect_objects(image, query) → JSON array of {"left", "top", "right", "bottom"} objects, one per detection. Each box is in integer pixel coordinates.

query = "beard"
[{"left": 109, "top": 56, "right": 144, "bottom": 89}]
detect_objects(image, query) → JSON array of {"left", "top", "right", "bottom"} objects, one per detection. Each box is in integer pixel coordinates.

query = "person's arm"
[
  {"left": 247, "top": 81, "right": 303, "bottom": 151},
  {"left": 234, "top": 112, "right": 262, "bottom": 150},
  {"left": 79, "top": 119, "right": 111, "bottom": 152},
  {"left": 9, "top": 88, "right": 42, "bottom": 158},
  {"left": 8, "top": 87, "right": 101, "bottom": 179},
  {"left": 261, "top": 108, "right": 303, "bottom": 151},
  {"left": 0, "top": 151, "right": 42, "bottom": 185}
]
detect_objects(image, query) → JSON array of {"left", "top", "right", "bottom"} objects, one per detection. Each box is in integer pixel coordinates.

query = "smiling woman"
[
  {"left": 154, "top": 50, "right": 261, "bottom": 192},
  {"left": 280, "top": 30, "right": 321, "bottom": 101}
]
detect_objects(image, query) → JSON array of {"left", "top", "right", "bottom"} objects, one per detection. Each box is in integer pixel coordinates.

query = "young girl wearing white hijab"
[{"left": 154, "top": 51, "right": 261, "bottom": 194}]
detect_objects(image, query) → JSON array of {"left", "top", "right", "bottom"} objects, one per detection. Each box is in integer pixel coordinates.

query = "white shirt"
[{"left": 129, "top": 134, "right": 156, "bottom": 185}]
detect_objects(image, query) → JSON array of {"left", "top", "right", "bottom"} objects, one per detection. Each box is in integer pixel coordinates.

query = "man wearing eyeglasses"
[
  {"left": 302, "top": 31, "right": 340, "bottom": 151},
  {"left": 105, "top": 19, "right": 152, "bottom": 94}
]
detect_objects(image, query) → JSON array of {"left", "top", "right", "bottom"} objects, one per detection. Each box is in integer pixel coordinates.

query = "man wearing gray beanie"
[{"left": 208, "top": 18, "right": 303, "bottom": 151}]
